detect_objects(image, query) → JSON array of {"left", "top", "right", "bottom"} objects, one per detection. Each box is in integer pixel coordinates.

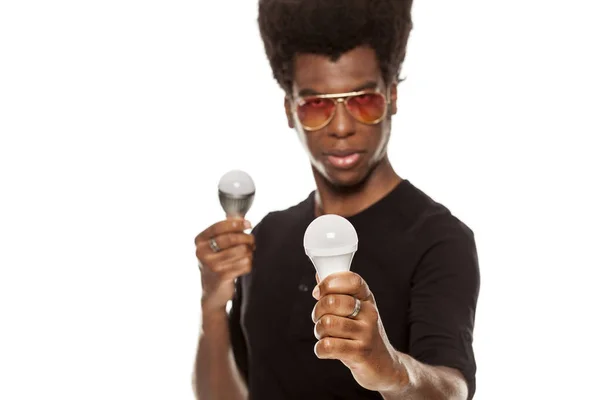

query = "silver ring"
[
  {"left": 347, "top": 297, "right": 361, "bottom": 319},
  {"left": 208, "top": 237, "right": 220, "bottom": 252}
]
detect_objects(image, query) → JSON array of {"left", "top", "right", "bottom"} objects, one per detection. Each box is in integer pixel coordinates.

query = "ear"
[
  {"left": 284, "top": 96, "right": 295, "bottom": 128},
  {"left": 389, "top": 83, "right": 398, "bottom": 116}
]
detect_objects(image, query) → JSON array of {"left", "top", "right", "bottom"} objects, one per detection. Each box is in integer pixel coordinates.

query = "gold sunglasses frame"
[{"left": 293, "top": 90, "right": 389, "bottom": 132}]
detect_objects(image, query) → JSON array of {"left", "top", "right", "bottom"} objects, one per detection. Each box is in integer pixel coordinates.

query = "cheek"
[
  {"left": 365, "top": 126, "right": 387, "bottom": 148},
  {"left": 304, "top": 135, "right": 324, "bottom": 161},
  {"left": 293, "top": 123, "right": 320, "bottom": 154},
  {"left": 294, "top": 126, "right": 319, "bottom": 157}
]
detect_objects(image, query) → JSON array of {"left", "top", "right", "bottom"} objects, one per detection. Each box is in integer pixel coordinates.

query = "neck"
[{"left": 313, "top": 155, "right": 402, "bottom": 218}]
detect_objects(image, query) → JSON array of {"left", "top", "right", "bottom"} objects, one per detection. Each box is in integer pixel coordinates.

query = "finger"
[
  {"left": 311, "top": 294, "right": 357, "bottom": 322},
  {"left": 197, "top": 232, "right": 255, "bottom": 253},
  {"left": 201, "top": 251, "right": 253, "bottom": 277},
  {"left": 195, "top": 218, "right": 251, "bottom": 243},
  {"left": 198, "top": 244, "right": 252, "bottom": 266},
  {"left": 314, "top": 271, "right": 372, "bottom": 302},
  {"left": 217, "top": 256, "right": 253, "bottom": 281},
  {"left": 314, "top": 314, "right": 365, "bottom": 340},
  {"left": 213, "top": 250, "right": 253, "bottom": 273},
  {"left": 314, "top": 337, "right": 364, "bottom": 363}
]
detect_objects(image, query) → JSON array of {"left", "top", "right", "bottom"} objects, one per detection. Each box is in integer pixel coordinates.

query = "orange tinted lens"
[
  {"left": 297, "top": 98, "right": 335, "bottom": 129},
  {"left": 346, "top": 93, "right": 386, "bottom": 123}
]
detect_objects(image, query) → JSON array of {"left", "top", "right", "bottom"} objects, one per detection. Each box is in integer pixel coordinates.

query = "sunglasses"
[{"left": 293, "top": 90, "right": 389, "bottom": 132}]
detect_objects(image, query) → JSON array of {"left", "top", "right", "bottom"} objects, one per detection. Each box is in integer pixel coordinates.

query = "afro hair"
[{"left": 257, "top": 0, "right": 414, "bottom": 95}]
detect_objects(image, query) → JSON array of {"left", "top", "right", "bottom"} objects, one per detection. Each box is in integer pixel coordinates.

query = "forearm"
[
  {"left": 193, "top": 309, "right": 247, "bottom": 400},
  {"left": 379, "top": 351, "right": 468, "bottom": 400}
]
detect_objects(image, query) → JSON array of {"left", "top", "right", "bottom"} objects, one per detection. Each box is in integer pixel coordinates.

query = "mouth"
[{"left": 323, "top": 149, "right": 365, "bottom": 170}]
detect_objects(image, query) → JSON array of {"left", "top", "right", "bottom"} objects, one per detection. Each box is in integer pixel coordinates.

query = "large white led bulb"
[{"left": 303, "top": 214, "right": 358, "bottom": 280}]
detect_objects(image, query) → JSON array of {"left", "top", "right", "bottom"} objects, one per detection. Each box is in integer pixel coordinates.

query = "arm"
[
  {"left": 311, "top": 220, "right": 479, "bottom": 400},
  {"left": 390, "top": 220, "right": 479, "bottom": 400},
  {"left": 379, "top": 352, "right": 469, "bottom": 400},
  {"left": 192, "top": 307, "right": 247, "bottom": 400},
  {"left": 192, "top": 218, "right": 255, "bottom": 400}
]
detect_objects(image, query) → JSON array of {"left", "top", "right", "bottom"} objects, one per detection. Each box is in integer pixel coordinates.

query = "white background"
[{"left": 1, "top": 0, "right": 598, "bottom": 398}]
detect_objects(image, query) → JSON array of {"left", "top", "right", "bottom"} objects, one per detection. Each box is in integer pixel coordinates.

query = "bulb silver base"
[{"left": 219, "top": 190, "right": 255, "bottom": 218}]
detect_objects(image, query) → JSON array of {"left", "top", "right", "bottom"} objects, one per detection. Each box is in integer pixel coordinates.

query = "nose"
[{"left": 327, "top": 101, "right": 355, "bottom": 138}]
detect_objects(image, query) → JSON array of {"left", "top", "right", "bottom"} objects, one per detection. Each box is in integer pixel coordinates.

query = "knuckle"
[
  {"left": 235, "top": 244, "right": 248, "bottom": 257},
  {"left": 230, "top": 220, "right": 243, "bottom": 230},
  {"left": 239, "top": 257, "right": 251, "bottom": 266},
  {"left": 349, "top": 274, "right": 363, "bottom": 289},
  {"left": 205, "top": 225, "right": 216, "bottom": 238},
  {"left": 224, "top": 233, "right": 236, "bottom": 248},
  {"left": 322, "top": 338, "right": 334, "bottom": 352},
  {"left": 323, "top": 316, "right": 335, "bottom": 329},
  {"left": 326, "top": 295, "right": 338, "bottom": 308}
]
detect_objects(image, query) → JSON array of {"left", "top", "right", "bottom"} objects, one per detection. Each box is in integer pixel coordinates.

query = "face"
[{"left": 285, "top": 46, "right": 397, "bottom": 188}]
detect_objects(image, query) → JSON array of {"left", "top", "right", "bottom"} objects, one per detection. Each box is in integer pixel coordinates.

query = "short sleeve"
[
  {"left": 228, "top": 276, "right": 248, "bottom": 382},
  {"left": 408, "top": 222, "right": 480, "bottom": 399}
]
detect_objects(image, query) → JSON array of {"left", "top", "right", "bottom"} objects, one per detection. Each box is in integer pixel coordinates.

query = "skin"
[
  {"left": 284, "top": 46, "right": 403, "bottom": 218},
  {"left": 192, "top": 218, "right": 254, "bottom": 400},
  {"left": 312, "top": 271, "right": 469, "bottom": 399},
  {"left": 192, "top": 45, "right": 469, "bottom": 400}
]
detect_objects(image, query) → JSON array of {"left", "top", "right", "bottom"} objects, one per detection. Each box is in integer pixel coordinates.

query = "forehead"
[{"left": 292, "top": 46, "right": 383, "bottom": 95}]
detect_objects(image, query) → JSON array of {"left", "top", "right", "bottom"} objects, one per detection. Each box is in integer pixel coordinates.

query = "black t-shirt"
[{"left": 228, "top": 180, "right": 480, "bottom": 399}]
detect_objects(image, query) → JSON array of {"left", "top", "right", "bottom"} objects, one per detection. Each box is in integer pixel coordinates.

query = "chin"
[
  {"left": 311, "top": 152, "right": 382, "bottom": 190},
  {"left": 321, "top": 166, "right": 373, "bottom": 191}
]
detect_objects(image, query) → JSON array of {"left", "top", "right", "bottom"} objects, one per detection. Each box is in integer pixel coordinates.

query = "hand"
[
  {"left": 311, "top": 272, "right": 408, "bottom": 392},
  {"left": 194, "top": 218, "right": 254, "bottom": 314}
]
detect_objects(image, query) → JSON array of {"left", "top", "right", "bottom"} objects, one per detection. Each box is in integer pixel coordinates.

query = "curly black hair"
[{"left": 257, "top": 0, "right": 414, "bottom": 95}]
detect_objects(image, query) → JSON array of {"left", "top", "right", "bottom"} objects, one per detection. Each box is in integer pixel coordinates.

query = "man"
[{"left": 193, "top": 0, "right": 480, "bottom": 399}]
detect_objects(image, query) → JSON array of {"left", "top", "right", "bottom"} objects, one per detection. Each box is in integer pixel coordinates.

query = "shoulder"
[
  {"left": 399, "top": 181, "right": 475, "bottom": 247},
  {"left": 403, "top": 182, "right": 479, "bottom": 286},
  {"left": 391, "top": 181, "right": 478, "bottom": 281},
  {"left": 401, "top": 182, "right": 480, "bottom": 299}
]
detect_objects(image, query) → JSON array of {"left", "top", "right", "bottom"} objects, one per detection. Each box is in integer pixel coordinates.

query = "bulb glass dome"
[
  {"left": 218, "top": 170, "right": 255, "bottom": 198},
  {"left": 303, "top": 214, "right": 358, "bottom": 257}
]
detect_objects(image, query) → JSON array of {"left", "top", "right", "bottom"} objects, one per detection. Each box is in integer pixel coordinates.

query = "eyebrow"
[{"left": 298, "top": 81, "right": 379, "bottom": 97}]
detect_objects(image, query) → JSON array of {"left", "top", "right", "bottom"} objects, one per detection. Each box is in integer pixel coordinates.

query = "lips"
[{"left": 324, "top": 149, "right": 364, "bottom": 170}]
